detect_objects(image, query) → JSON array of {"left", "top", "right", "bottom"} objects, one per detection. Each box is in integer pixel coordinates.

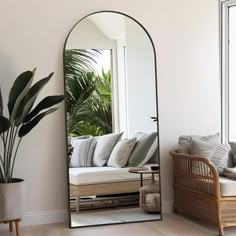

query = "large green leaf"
[
  {"left": 0, "top": 87, "right": 3, "bottom": 116},
  {"left": 15, "top": 73, "right": 54, "bottom": 126},
  {"left": 18, "top": 108, "right": 58, "bottom": 137},
  {"left": 8, "top": 69, "right": 35, "bottom": 118},
  {"left": 0, "top": 116, "right": 10, "bottom": 134},
  {"left": 24, "top": 95, "right": 64, "bottom": 123}
]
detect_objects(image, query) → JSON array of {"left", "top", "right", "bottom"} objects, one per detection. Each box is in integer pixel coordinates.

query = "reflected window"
[{"left": 65, "top": 49, "right": 113, "bottom": 137}]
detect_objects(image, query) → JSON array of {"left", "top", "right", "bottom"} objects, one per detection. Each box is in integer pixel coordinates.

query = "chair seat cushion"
[{"left": 220, "top": 177, "right": 236, "bottom": 196}]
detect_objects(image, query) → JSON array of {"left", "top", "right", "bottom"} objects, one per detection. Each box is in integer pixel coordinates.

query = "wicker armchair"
[{"left": 170, "top": 151, "right": 236, "bottom": 236}]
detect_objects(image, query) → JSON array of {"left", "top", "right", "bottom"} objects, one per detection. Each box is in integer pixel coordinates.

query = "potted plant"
[{"left": 0, "top": 68, "right": 64, "bottom": 221}]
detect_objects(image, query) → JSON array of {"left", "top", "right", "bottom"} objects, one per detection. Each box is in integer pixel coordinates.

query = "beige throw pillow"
[
  {"left": 92, "top": 133, "right": 123, "bottom": 167},
  {"left": 107, "top": 138, "right": 137, "bottom": 168}
]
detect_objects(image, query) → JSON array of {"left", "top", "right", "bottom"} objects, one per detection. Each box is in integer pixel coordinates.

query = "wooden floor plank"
[{"left": 1, "top": 213, "right": 236, "bottom": 236}]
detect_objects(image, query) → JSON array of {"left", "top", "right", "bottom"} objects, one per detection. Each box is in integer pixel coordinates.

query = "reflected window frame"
[{"left": 221, "top": 0, "right": 236, "bottom": 142}]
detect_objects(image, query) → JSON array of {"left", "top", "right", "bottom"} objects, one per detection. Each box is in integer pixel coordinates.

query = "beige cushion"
[
  {"left": 220, "top": 177, "right": 236, "bottom": 196},
  {"left": 107, "top": 138, "right": 137, "bottom": 168},
  {"left": 92, "top": 133, "right": 123, "bottom": 167}
]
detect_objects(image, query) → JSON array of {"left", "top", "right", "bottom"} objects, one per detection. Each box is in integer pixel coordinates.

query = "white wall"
[{"left": 0, "top": 0, "right": 220, "bottom": 224}]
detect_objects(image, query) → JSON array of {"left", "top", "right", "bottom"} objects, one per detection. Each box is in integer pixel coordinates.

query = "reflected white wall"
[
  {"left": 125, "top": 17, "right": 156, "bottom": 136},
  {"left": 66, "top": 19, "right": 116, "bottom": 49}
]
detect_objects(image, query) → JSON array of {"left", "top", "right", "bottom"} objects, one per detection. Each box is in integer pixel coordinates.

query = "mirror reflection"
[{"left": 64, "top": 11, "right": 161, "bottom": 228}]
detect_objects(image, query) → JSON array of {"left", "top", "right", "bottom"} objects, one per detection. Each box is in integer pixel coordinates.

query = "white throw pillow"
[
  {"left": 138, "top": 137, "right": 158, "bottom": 167},
  {"left": 107, "top": 138, "right": 137, "bottom": 168},
  {"left": 92, "top": 133, "right": 123, "bottom": 167},
  {"left": 70, "top": 135, "right": 91, "bottom": 145}
]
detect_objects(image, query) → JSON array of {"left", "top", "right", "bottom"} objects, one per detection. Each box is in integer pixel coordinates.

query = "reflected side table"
[
  {"left": 129, "top": 169, "right": 160, "bottom": 213},
  {"left": 128, "top": 169, "right": 159, "bottom": 187}
]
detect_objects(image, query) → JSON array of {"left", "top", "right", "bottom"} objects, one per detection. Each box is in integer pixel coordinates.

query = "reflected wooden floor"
[
  {"left": 1, "top": 213, "right": 236, "bottom": 236},
  {"left": 71, "top": 207, "right": 160, "bottom": 227}
]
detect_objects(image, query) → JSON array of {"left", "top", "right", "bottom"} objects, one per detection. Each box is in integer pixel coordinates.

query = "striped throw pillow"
[
  {"left": 210, "top": 144, "right": 230, "bottom": 175},
  {"left": 70, "top": 137, "right": 97, "bottom": 167}
]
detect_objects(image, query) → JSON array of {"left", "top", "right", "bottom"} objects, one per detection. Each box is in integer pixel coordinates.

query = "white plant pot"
[{"left": 0, "top": 178, "right": 25, "bottom": 221}]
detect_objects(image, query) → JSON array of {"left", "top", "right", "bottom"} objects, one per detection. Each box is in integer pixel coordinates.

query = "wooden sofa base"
[
  {"left": 70, "top": 179, "right": 151, "bottom": 212},
  {"left": 174, "top": 188, "right": 236, "bottom": 235},
  {"left": 173, "top": 186, "right": 218, "bottom": 224}
]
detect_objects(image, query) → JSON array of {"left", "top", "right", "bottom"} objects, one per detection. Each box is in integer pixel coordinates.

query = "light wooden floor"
[{"left": 1, "top": 213, "right": 236, "bottom": 236}]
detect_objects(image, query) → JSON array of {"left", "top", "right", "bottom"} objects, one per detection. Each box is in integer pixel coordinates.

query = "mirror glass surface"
[{"left": 64, "top": 11, "right": 161, "bottom": 228}]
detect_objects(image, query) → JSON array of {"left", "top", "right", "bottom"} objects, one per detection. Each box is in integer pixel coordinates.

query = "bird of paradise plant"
[{"left": 0, "top": 69, "right": 64, "bottom": 183}]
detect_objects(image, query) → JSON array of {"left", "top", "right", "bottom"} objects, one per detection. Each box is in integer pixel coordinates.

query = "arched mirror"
[{"left": 63, "top": 11, "right": 161, "bottom": 228}]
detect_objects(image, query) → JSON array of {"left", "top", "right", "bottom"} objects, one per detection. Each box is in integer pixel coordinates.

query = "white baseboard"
[
  {"left": 22, "top": 201, "right": 173, "bottom": 225},
  {"left": 22, "top": 210, "right": 68, "bottom": 226},
  {"left": 0, "top": 210, "right": 68, "bottom": 231},
  {"left": 1, "top": 201, "right": 173, "bottom": 228},
  {"left": 162, "top": 201, "right": 173, "bottom": 213}
]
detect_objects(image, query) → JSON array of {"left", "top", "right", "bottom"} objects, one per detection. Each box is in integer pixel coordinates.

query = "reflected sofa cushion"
[
  {"left": 107, "top": 137, "right": 137, "bottom": 168},
  {"left": 92, "top": 133, "right": 123, "bottom": 167},
  {"left": 70, "top": 137, "right": 97, "bottom": 167},
  {"left": 178, "top": 132, "right": 220, "bottom": 154},
  {"left": 70, "top": 135, "right": 91, "bottom": 145},
  {"left": 137, "top": 136, "right": 158, "bottom": 167},
  {"left": 190, "top": 138, "right": 230, "bottom": 175},
  {"left": 127, "top": 132, "right": 157, "bottom": 167}
]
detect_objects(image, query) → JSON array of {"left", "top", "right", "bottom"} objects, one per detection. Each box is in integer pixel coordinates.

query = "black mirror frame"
[{"left": 62, "top": 10, "right": 162, "bottom": 228}]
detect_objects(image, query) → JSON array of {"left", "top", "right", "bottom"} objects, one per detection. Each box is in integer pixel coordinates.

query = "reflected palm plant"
[
  {"left": 65, "top": 49, "right": 112, "bottom": 136},
  {"left": 64, "top": 49, "right": 100, "bottom": 78},
  {"left": 78, "top": 70, "right": 112, "bottom": 136}
]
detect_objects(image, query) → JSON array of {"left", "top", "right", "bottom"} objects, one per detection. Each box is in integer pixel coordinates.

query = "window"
[{"left": 221, "top": 0, "right": 236, "bottom": 142}]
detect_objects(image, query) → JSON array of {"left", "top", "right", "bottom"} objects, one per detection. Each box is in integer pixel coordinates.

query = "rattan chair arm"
[{"left": 170, "top": 151, "right": 220, "bottom": 197}]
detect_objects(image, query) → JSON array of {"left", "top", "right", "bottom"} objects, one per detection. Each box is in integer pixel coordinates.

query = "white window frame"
[{"left": 221, "top": 0, "right": 236, "bottom": 142}]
